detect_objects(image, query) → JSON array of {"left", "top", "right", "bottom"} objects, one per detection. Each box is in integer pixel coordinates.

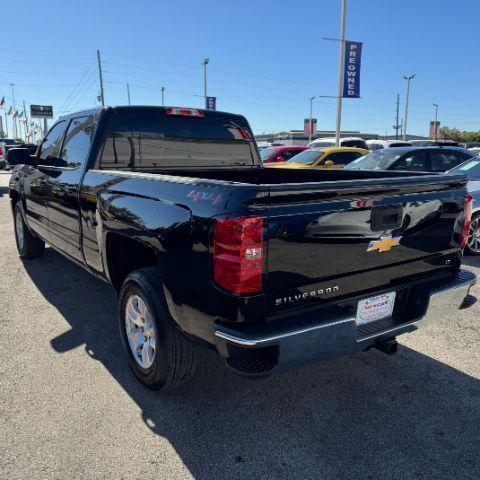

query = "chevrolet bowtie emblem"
[{"left": 367, "top": 235, "right": 401, "bottom": 253}]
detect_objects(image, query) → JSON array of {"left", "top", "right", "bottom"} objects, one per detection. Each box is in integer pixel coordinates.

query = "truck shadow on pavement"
[{"left": 24, "top": 247, "right": 480, "bottom": 480}]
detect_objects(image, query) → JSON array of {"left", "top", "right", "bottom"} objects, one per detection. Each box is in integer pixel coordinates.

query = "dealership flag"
[
  {"left": 7, "top": 106, "right": 12, "bottom": 115},
  {"left": 342, "top": 41, "right": 363, "bottom": 98},
  {"left": 13, "top": 110, "right": 18, "bottom": 117},
  {"left": 0, "top": 96, "right": 4, "bottom": 107}
]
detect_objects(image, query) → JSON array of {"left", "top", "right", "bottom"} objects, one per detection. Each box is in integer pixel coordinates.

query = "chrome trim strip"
[{"left": 214, "top": 317, "right": 354, "bottom": 347}]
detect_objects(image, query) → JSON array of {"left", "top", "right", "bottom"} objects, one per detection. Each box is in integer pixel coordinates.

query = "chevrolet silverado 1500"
[{"left": 8, "top": 106, "right": 476, "bottom": 390}]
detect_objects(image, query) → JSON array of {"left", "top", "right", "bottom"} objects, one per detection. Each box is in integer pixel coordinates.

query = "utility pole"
[
  {"left": 161, "top": 86, "right": 165, "bottom": 106},
  {"left": 97, "top": 49, "right": 105, "bottom": 107},
  {"left": 402, "top": 74, "right": 415, "bottom": 141},
  {"left": 127, "top": 83, "right": 131, "bottom": 106},
  {"left": 394, "top": 93, "right": 401, "bottom": 140},
  {"left": 10, "top": 83, "right": 17, "bottom": 139},
  {"left": 432, "top": 103, "right": 439, "bottom": 140},
  {"left": 202, "top": 58, "right": 209, "bottom": 108},
  {"left": 335, "top": 0, "right": 347, "bottom": 147},
  {"left": 308, "top": 96, "right": 316, "bottom": 143}
]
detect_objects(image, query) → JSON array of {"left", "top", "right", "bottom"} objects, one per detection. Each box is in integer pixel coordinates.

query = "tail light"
[
  {"left": 0, "top": 146, "right": 3, "bottom": 157},
  {"left": 460, "top": 195, "right": 473, "bottom": 249},
  {"left": 213, "top": 217, "right": 264, "bottom": 294}
]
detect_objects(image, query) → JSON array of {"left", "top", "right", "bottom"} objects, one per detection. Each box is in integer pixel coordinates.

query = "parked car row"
[{"left": 256, "top": 142, "right": 479, "bottom": 256}]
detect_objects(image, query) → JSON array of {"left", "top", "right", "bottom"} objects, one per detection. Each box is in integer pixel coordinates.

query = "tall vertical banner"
[
  {"left": 206, "top": 96, "right": 216, "bottom": 110},
  {"left": 343, "top": 41, "right": 363, "bottom": 98}
]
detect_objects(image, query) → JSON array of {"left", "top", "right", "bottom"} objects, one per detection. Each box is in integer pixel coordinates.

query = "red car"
[{"left": 260, "top": 145, "right": 309, "bottom": 163}]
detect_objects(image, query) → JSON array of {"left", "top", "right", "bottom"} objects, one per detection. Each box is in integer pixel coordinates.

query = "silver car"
[{"left": 450, "top": 157, "right": 480, "bottom": 255}]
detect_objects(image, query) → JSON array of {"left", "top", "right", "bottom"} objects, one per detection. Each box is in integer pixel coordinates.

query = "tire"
[
  {"left": 465, "top": 212, "right": 480, "bottom": 256},
  {"left": 118, "top": 267, "right": 196, "bottom": 390},
  {"left": 13, "top": 202, "right": 45, "bottom": 259}
]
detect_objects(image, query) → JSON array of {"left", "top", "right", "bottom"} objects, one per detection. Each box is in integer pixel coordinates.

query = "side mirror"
[
  {"left": 324, "top": 159, "right": 334, "bottom": 167},
  {"left": 6, "top": 148, "right": 36, "bottom": 167},
  {"left": 276, "top": 156, "right": 286, "bottom": 163}
]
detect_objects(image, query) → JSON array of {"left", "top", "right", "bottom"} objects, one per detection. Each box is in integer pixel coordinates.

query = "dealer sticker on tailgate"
[{"left": 356, "top": 292, "right": 396, "bottom": 325}]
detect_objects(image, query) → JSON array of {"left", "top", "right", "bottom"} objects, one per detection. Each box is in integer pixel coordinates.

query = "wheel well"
[{"left": 106, "top": 233, "right": 159, "bottom": 291}]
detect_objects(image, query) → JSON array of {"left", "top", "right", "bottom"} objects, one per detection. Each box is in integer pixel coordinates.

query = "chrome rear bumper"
[{"left": 214, "top": 269, "right": 477, "bottom": 375}]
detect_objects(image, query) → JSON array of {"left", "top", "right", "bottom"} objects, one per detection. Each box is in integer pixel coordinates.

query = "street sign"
[
  {"left": 30, "top": 105, "right": 53, "bottom": 118},
  {"left": 206, "top": 96, "right": 216, "bottom": 111}
]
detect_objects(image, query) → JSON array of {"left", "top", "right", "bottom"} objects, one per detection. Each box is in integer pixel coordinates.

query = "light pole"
[
  {"left": 161, "top": 86, "right": 165, "bottom": 106},
  {"left": 402, "top": 74, "right": 415, "bottom": 141},
  {"left": 432, "top": 103, "right": 439, "bottom": 140},
  {"left": 308, "top": 96, "right": 316, "bottom": 143},
  {"left": 335, "top": 0, "right": 347, "bottom": 147},
  {"left": 202, "top": 58, "right": 209, "bottom": 108},
  {"left": 127, "top": 83, "right": 131, "bottom": 106}
]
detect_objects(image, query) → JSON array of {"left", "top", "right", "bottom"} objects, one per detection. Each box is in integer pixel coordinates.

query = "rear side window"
[
  {"left": 38, "top": 121, "right": 67, "bottom": 161},
  {"left": 430, "top": 151, "right": 470, "bottom": 172},
  {"left": 342, "top": 139, "right": 368, "bottom": 149},
  {"left": 99, "top": 110, "right": 256, "bottom": 169}
]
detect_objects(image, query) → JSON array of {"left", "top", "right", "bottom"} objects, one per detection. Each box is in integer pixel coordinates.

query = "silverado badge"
[{"left": 367, "top": 234, "right": 401, "bottom": 253}]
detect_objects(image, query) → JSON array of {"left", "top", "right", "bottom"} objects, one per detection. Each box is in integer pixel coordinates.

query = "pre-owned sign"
[
  {"left": 30, "top": 105, "right": 53, "bottom": 118},
  {"left": 342, "top": 41, "right": 363, "bottom": 98}
]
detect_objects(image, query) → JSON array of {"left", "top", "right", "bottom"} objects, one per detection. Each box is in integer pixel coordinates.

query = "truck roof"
[{"left": 58, "top": 105, "right": 246, "bottom": 121}]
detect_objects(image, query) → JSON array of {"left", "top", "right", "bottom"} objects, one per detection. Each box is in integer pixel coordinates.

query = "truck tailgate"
[{"left": 261, "top": 174, "right": 467, "bottom": 312}]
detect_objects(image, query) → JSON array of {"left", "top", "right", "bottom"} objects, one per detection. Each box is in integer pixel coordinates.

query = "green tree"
[{"left": 437, "top": 127, "right": 480, "bottom": 143}]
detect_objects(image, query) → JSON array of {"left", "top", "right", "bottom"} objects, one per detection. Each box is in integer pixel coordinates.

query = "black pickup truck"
[{"left": 8, "top": 106, "right": 477, "bottom": 390}]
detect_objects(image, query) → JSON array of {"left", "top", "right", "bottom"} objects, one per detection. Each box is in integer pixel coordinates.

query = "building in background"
[{"left": 255, "top": 129, "right": 380, "bottom": 146}]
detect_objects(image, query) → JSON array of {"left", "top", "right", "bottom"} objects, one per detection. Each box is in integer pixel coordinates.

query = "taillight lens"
[
  {"left": 213, "top": 217, "right": 264, "bottom": 294},
  {"left": 460, "top": 195, "right": 473, "bottom": 249},
  {"left": 0, "top": 146, "right": 3, "bottom": 156}
]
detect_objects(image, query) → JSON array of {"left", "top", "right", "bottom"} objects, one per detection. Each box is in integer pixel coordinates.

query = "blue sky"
[{"left": 1, "top": 0, "right": 479, "bottom": 137}]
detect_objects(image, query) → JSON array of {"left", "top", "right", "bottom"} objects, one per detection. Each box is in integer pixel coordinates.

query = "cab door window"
[
  {"left": 393, "top": 151, "right": 428, "bottom": 171},
  {"left": 324, "top": 151, "right": 364, "bottom": 165},
  {"left": 38, "top": 121, "right": 67, "bottom": 161},
  {"left": 281, "top": 149, "right": 301, "bottom": 161},
  {"left": 59, "top": 116, "right": 94, "bottom": 168}
]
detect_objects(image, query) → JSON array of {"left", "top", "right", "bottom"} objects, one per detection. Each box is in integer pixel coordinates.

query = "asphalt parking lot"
[{"left": 1, "top": 171, "right": 479, "bottom": 480}]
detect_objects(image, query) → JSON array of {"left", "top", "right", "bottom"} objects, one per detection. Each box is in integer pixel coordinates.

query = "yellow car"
[{"left": 265, "top": 147, "right": 368, "bottom": 169}]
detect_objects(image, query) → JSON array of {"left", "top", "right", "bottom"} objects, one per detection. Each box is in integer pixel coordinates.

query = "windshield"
[
  {"left": 450, "top": 157, "right": 480, "bottom": 180},
  {"left": 260, "top": 147, "right": 278, "bottom": 161},
  {"left": 344, "top": 150, "right": 404, "bottom": 170},
  {"left": 285, "top": 149, "right": 324, "bottom": 165}
]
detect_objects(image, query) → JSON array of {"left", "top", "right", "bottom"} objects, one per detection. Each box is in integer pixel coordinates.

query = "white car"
[
  {"left": 366, "top": 139, "right": 411, "bottom": 150},
  {"left": 307, "top": 136, "right": 368, "bottom": 150},
  {"left": 468, "top": 147, "right": 480, "bottom": 156}
]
